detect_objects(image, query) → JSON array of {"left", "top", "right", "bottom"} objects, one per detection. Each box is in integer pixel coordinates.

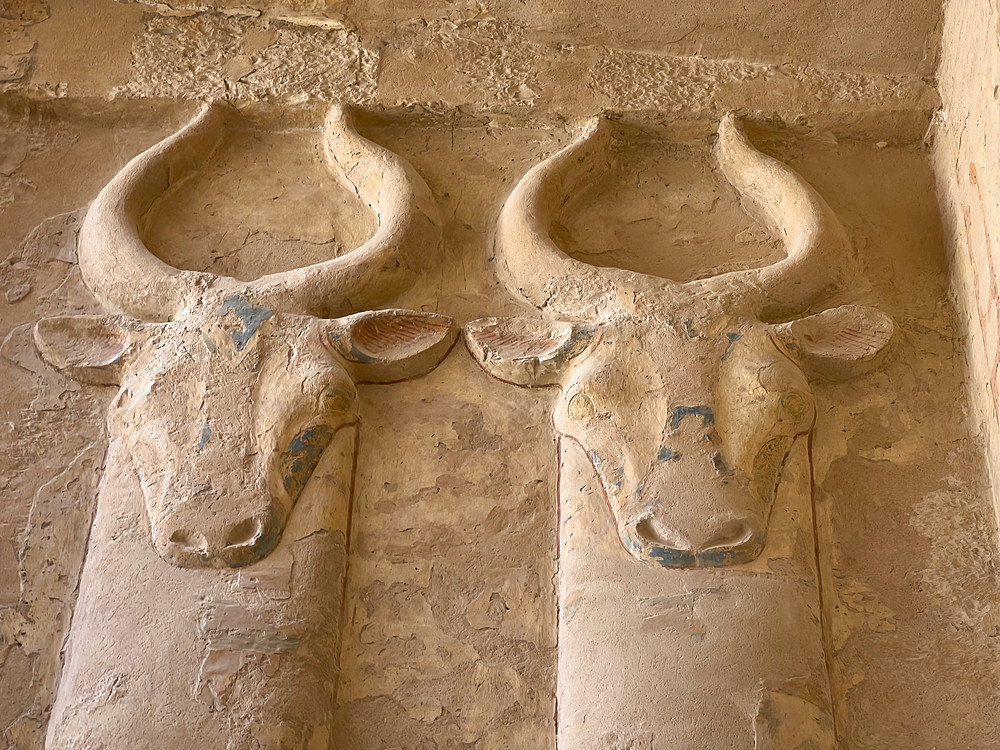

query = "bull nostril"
[
  {"left": 224, "top": 517, "right": 262, "bottom": 549},
  {"left": 634, "top": 517, "right": 691, "bottom": 550},
  {"left": 700, "top": 520, "right": 754, "bottom": 552},
  {"left": 168, "top": 529, "right": 208, "bottom": 554}
]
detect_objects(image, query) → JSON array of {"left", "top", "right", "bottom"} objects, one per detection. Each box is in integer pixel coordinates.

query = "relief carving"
[
  {"left": 17, "top": 103, "right": 917, "bottom": 747},
  {"left": 0, "top": 1, "right": 995, "bottom": 744},
  {"left": 465, "top": 115, "right": 895, "bottom": 746},
  {"left": 33, "top": 103, "right": 456, "bottom": 747}
]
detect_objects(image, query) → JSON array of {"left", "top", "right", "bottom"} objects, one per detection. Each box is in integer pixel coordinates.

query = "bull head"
[
  {"left": 465, "top": 115, "right": 894, "bottom": 568},
  {"left": 34, "top": 103, "right": 456, "bottom": 568}
]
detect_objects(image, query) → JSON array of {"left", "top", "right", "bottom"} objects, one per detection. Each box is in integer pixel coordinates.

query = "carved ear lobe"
[
  {"left": 772, "top": 304, "right": 895, "bottom": 381},
  {"left": 463, "top": 317, "right": 598, "bottom": 387},
  {"left": 33, "top": 315, "right": 156, "bottom": 386},
  {"left": 324, "top": 309, "right": 458, "bottom": 383}
]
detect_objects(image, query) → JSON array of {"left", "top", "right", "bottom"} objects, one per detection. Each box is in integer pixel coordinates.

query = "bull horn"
[
  {"left": 494, "top": 117, "right": 670, "bottom": 322},
  {"left": 495, "top": 113, "right": 857, "bottom": 322},
  {"left": 711, "top": 113, "right": 857, "bottom": 318},
  {"left": 78, "top": 102, "right": 443, "bottom": 322}
]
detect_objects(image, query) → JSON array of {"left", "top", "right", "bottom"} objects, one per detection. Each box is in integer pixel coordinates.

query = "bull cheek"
[
  {"left": 125, "top": 438, "right": 177, "bottom": 516},
  {"left": 749, "top": 434, "right": 795, "bottom": 507},
  {"left": 583, "top": 447, "right": 632, "bottom": 503},
  {"left": 275, "top": 423, "right": 339, "bottom": 503}
]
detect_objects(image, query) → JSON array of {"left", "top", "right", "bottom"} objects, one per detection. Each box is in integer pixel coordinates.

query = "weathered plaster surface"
[
  {"left": 797, "top": 141, "right": 1000, "bottom": 747},
  {"left": 118, "top": 0, "right": 945, "bottom": 75},
  {"left": 3, "top": 103, "right": 997, "bottom": 745},
  {"left": 5, "top": 0, "right": 942, "bottom": 140},
  {"left": 3, "top": 0, "right": 1000, "bottom": 746}
]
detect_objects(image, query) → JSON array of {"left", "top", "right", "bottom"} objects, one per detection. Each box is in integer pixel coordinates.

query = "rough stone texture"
[
  {"left": 114, "top": 14, "right": 377, "bottom": 103},
  {"left": 104, "top": 0, "right": 948, "bottom": 75},
  {"left": 3, "top": 0, "right": 1000, "bottom": 747},
  {"left": 5, "top": 1, "right": 941, "bottom": 141}
]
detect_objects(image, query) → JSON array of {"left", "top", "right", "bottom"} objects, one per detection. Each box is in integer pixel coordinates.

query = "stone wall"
[
  {"left": 5, "top": 0, "right": 942, "bottom": 130},
  {"left": 6, "top": 0, "right": 1000, "bottom": 748},
  {"left": 934, "top": 0, "right": 1000, "bottom": 514}
]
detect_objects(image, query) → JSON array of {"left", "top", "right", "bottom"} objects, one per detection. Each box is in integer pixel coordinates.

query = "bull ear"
[
  {"left": 324, "top": 309, "right": 458, "bottom": 383},
  {"left": 33, "top": 315, "right": 155, "bottom": 386},
  {"left": 463, "top": 317, "right": 598, "bottom": 387},
  {"left": 772, "top": 304, "right": 895, "bottom": 381}
]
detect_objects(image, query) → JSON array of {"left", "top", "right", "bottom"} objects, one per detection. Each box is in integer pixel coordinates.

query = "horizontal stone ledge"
[{"left": 0, "top": 84, "right": 940, "bottom": 148}]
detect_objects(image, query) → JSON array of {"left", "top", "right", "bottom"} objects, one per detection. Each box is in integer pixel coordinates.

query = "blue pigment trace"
[
  {"left": 201, "top": 332, "right": 218, "bottom": 354},
  {"left": 721, "top": 332, "right": 742, "bottom": 361},
  {"left": 669, "top": 405, "right": 714, "bottom": 430},
  {"left": 282, "top": 424, "right": 336, "bottom": 496},
  {"left": 246, "top": 507, "right": 282, "bottom": 563},
  {"left": 196, "top": 423, "right": 211, "bottom": 451},
  {"left": 657, "top": 446, "right": 681, "bottom": 462},
  {"left": 216, "top": 295, "right": 274, "bottom": 351},
  {"left": 562, "top": 326, "right": 596, "bottom": 360}
]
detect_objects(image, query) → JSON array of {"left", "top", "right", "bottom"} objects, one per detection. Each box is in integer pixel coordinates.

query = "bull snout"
[
  {"left": 154, "top": 505, "right": 282, "bottom": 569},
  {"left": 624, "top": 510, "right": 766, "bottom": 568},
  {"left": 618, "top": 453, "right": 769, "bottom": 568},
  {"left": 148, "top": 477, "right": 287, "bottom": 568}
]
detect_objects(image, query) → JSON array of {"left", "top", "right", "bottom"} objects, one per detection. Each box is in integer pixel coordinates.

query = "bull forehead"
[
  {"left": 571, "top": 316, "right": 752, "bottom": 406},
  {"left": 114, "top": 309, "right": 353, "bottom": 441},
  {"left": 557, "top": 314, "right": 811, "bottom": 480},
  {"left": 122, "top": 318, "right": 272, "bottom": 415},
  {"left": 553, "top": 315, "right": 815, "bottom": 568}
]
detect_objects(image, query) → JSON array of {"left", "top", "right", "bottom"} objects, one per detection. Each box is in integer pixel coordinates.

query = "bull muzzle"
[
  {"left": 623, "top": 511, "right": 767, "bottom": 568},
  {"left": 157, "top": 507, "right": 281, "bottom": 569},
  {"left": 149, "top": 473, "right": 286, "bottom": 568},
  {"left": 617, "top": 456, "right": 772, "bottom": 568}
]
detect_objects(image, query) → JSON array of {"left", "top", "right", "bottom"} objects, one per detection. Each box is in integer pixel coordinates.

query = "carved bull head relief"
[
  {"left": 34, "top": 102, "right": 455, "bottom": 568},
  {"left": 467, "top": 305, "right": 892, "bottom": 567},
  {"left": 465, "top": 114, "right": 894, "bottom": 568},
  {"left": 36, "top": 304, "right": 455, "bottom": 568}
]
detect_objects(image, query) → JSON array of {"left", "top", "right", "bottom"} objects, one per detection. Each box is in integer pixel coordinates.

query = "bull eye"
[
  {"left": 780, "top": 391, "right": 809, "bottom": 422},
  {"left": 280, "top": 423, "right": 337, "bottom": 497},
  {"left": 566, "top": 391, "right": 596, "bottom": 423},
  {"left": 319, "top": 385, "right": 353, "bottom": 413},
  {"left": 107, "top": 388, "right": 132, "bottom": 424}
]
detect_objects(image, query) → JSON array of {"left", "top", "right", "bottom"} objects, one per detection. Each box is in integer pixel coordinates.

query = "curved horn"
[
  {"left": 494, "top": 118, "right": 669, "bottom": 322},
  {"left": 246, "top": 105, "right": 443, "bottom": 317},
  {"left": 494, "top": 113, "right": 857, "bottom": 322},
  {"left": 710, "top": 113, "right": 856, "bottom": 318},
  {"left": 78, "top": 103, "right": 227, "bottom": 321},
  {"left": 78, "top": 103, "right": 443, "bottom": 322}
]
